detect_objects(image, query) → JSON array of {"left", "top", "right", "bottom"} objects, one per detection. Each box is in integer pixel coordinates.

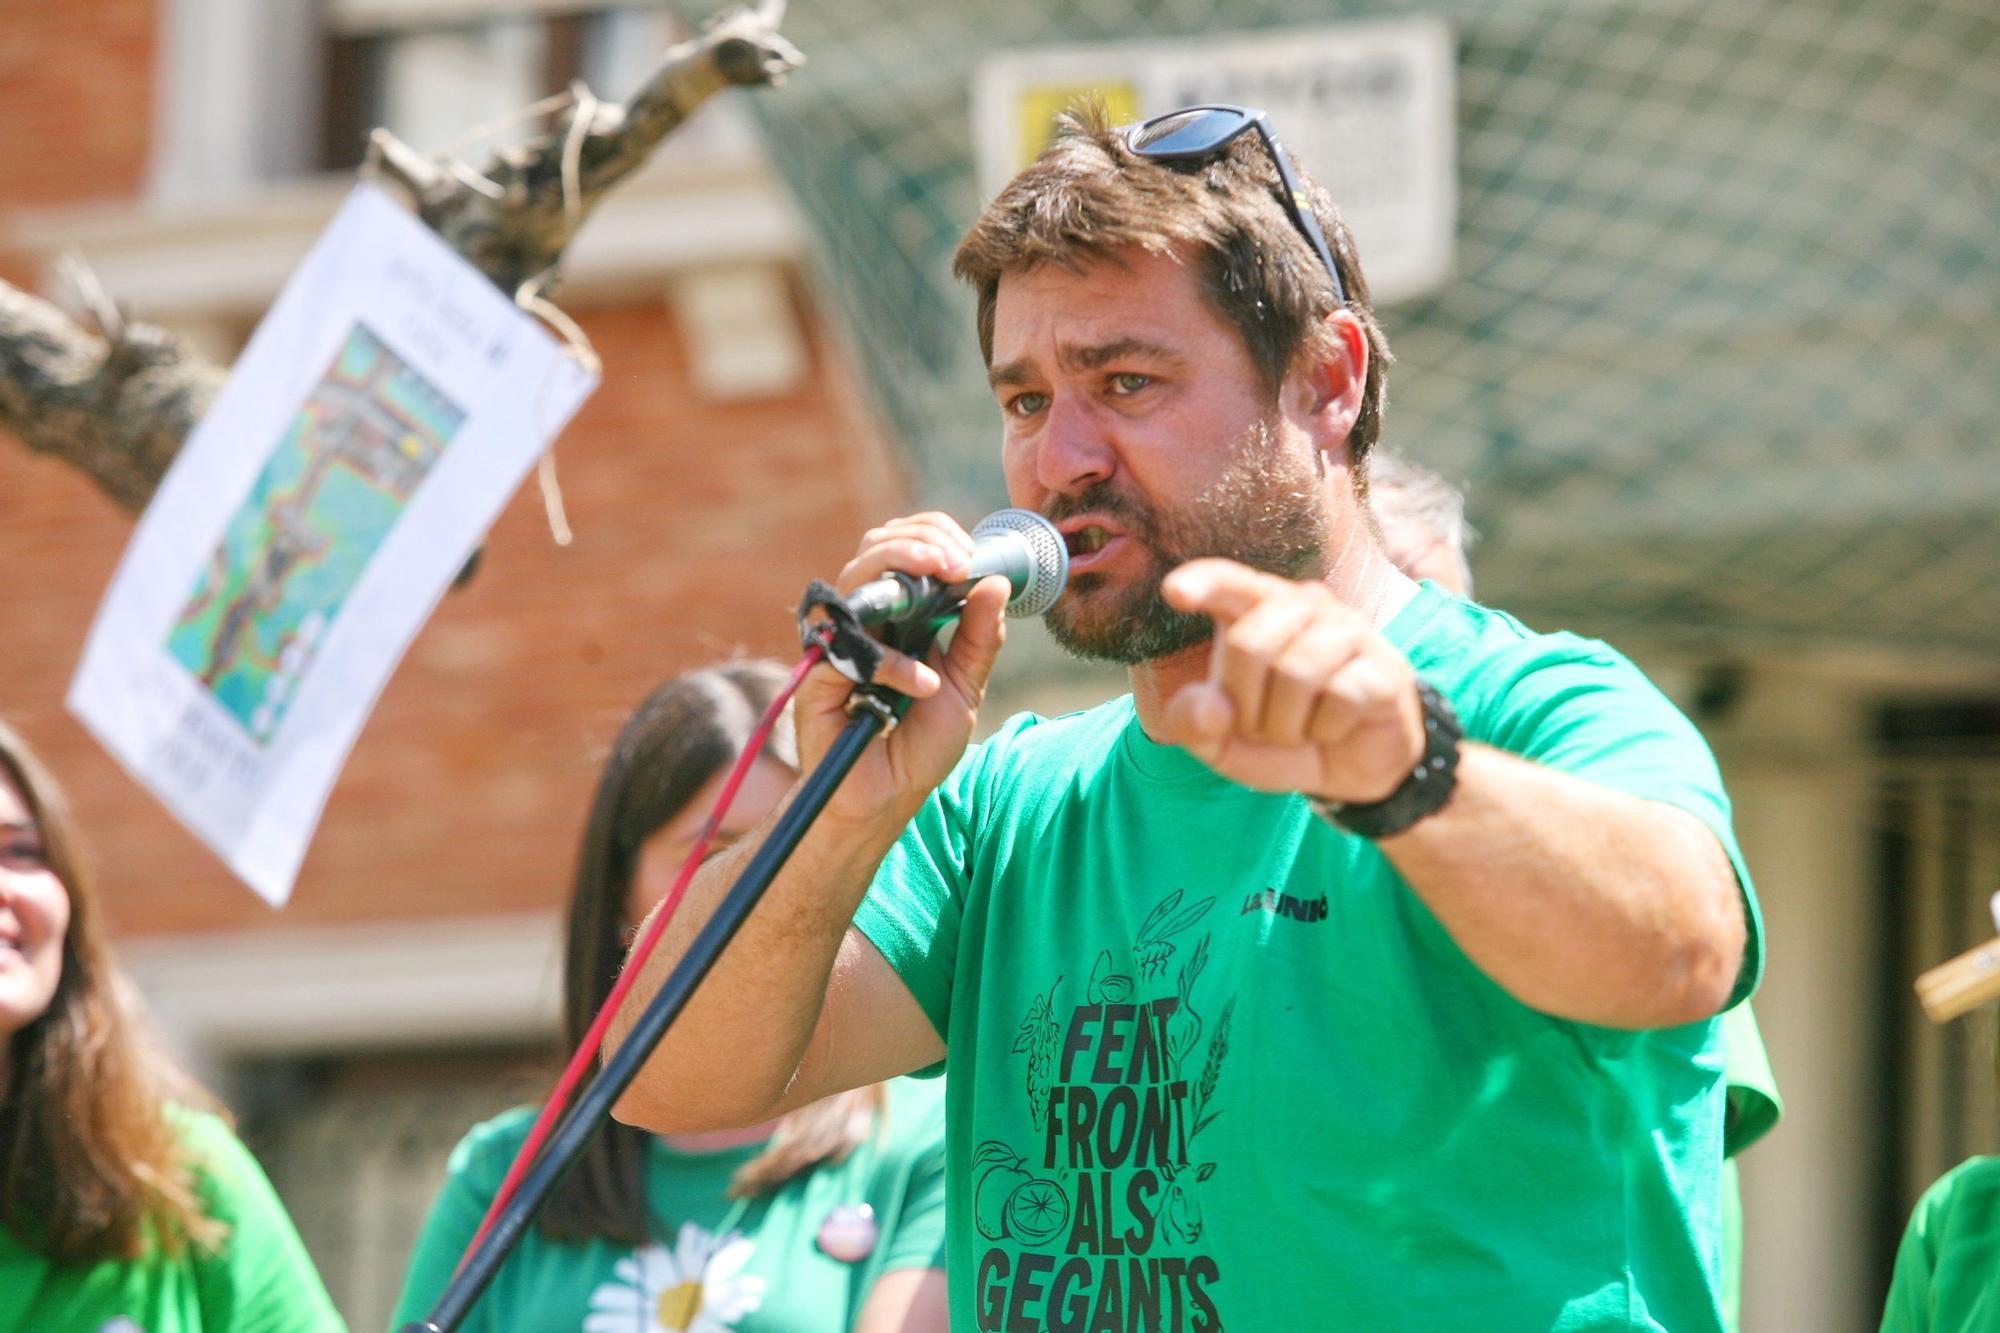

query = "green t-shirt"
[
  {"left": 1719, "top": 1003, "right": 1781, "bottom": 1333},
  {"left": 391, "top": 1079, "right": 948, "bottom": 1333},
  {"left": 0, "top": 1107, "right": 342, "bottom": 1333},
  {"left": 854, "top": 584, "right": 1762, "bottom": 1333},
  {"left": 1881, "top": 1156, "right": 2000, "bottom": 1333},
  {"left": 1720, "top": 1161, "right": 1745, "bottom": 1333}
]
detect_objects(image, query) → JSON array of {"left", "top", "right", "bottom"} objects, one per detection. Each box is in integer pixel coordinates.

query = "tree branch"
[
  {"left": 0, "top": 1, "right": 801, "bottom": 514},
  {"left": 0, "top": 279, "right": 222, "bottom": 510},
  {"left": 373, "top": 0, "right": 803, "bottom": 296}
]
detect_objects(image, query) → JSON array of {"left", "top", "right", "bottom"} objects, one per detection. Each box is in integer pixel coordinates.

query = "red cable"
[{"left": 461, "top": 641, "right": 827, "bottom": 1261}]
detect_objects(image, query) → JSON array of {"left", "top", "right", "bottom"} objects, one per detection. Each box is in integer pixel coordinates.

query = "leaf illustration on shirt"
[
  {"left": 1013, "top": 975, "right": 1062, "bottom": 1128},
  {"left": 1190, "top": 997, "right": 1235, "bottom": 1139},
  {"left": 1134, "top": 889, "right": 1215, "bottom": 978},
  {"left": 1164, "top": 933, "right": 1210, "bottom": 1075}
]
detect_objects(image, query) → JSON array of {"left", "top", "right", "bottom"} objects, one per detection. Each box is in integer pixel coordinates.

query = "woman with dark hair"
[
  {"left": 0, "top": 718, "right": 341, "bottom": 1330},
  {"left": 393, "top": 661, "right": 949, "bottom": 1332}
]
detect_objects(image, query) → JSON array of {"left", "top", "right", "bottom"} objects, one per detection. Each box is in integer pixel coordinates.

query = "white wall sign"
[
  {"left": 70, "top": 184, "right": 597, "bottom": 905},
  {"left": 973, "top": 18, "right": 1457, "bottom": 304}
]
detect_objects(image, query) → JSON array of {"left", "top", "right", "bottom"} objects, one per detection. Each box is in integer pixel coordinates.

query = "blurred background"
[{"left": 1, "top": 1, "right": 1995, "bottom": 1328}]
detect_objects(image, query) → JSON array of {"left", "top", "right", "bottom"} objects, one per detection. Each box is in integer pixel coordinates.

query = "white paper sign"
[
  {"left": 69, "top": 183, "right": 597, "bottom": 905},
  {"left": 973, "top": 18, "right": 1457, "bottom": 304}
]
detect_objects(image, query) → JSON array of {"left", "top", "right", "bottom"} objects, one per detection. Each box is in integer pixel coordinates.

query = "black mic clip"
[
  {"left": 796, "top": 581, "right": 945, "bottom": 732},
  {"left": 798, "top": 579, "right": 884, "bottom": 685}
]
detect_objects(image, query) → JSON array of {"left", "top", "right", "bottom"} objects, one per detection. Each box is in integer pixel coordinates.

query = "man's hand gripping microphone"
[
  {"left": 796, "top": 509, "right": 1070, "bottom": 724},
  {"left": 844, "top": 508, "right": 1070, "bottom": 628}
]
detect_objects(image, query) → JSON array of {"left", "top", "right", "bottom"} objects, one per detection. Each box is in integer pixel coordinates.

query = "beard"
[{"left": 1041, "top": 421, "right": 1329, "bottom": 665}]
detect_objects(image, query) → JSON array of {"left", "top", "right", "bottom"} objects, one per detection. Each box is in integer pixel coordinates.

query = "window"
[
  {"left": 150, "top": 1, "right": 688, "bottom": 199},
  {"left": 321, "top": 2, "right": 684, "bottom": 172}
]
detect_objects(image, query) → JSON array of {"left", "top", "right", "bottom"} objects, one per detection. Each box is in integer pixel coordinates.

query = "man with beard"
[{"left": 609, "top": 107, "right": 1760, "bottom": 1332}]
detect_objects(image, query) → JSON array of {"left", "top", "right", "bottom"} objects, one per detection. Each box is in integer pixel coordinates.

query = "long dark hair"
[
  {"left": 0, "top": 719, "right": 223, "bottom": 1260},
  {"left": 537, "top": 662, "right": 883, "bottom": 1244}
]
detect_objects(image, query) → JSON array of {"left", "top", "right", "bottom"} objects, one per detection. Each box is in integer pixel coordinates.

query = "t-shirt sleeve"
[
  {"left": 1879, "top": 1172, "right": 1947, "bottom": 1333},
  {"left": 176, "top": 1110, "right": 345, "bottom": 1333},
  {"left": 875, "top": 1084, "right": 950, "bottom": 1274},
  {"left": 1469, "top": 637, "right": 1764, "bottom": 1008},
  {"left": 1721, "top": 1002, "right": 1783, "bottom": 1157},
  {"left": 853, "top": 728, "right": 1018, "bottom": 1045},
  {"left": 388, "top": 1116, "right": 517, "bottom": 1332}
]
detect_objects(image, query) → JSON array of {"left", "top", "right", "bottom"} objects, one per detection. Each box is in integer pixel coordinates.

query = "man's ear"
[{"left": 1284, "top": 310, "right": 1368, "bottom": 458}]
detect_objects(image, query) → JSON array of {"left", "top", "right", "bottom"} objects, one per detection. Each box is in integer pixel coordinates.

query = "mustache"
[{"left": 1040, "top": 483, "right": 1155, "bottom": 539}]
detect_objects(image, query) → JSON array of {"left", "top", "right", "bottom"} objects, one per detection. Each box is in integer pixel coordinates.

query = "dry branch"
[
  {"left": 368, "top": 0, "right": 802, "bottom": 294},
  {"left": 0, "top": 280, "right": 223, "bottom": 511}
]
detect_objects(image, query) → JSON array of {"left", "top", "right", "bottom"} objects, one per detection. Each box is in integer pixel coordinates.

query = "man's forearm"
[
  {"left": 605, "top": 788, "right": 903, "bottom": 1133},
  {"left": 1380, "top": 744, "right": 1746, "bottom": 1029}
]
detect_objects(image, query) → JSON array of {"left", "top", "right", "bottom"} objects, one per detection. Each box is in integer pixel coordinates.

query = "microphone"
[{"left": 845, "top": 509, "right": 1069, "bottom": 626}]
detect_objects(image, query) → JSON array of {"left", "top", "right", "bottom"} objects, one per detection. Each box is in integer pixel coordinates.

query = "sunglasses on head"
[{"left": 1126, "top": 103, "right": 1349, "bottom": 308}]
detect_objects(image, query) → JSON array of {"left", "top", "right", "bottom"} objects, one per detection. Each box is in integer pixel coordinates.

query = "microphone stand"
[{"left": 401, "top": 620, "right": 940, "bottom": 1333}]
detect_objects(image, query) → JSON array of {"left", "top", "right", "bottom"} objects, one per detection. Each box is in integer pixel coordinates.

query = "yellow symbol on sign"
[{"left": 1014, "top": 82, "right": 1142, "bottom": 172}]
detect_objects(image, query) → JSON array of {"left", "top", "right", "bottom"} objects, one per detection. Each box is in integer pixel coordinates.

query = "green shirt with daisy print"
[{"left": 390, "top": 1078, "right": 947, "bottom": 1333}]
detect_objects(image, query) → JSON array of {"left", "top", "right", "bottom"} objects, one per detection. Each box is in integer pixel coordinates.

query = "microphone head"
[{"left": 972, "top": 508, "right": 1070, "bottom": 618}]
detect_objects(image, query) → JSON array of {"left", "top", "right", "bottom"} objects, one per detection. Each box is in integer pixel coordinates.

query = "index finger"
[{"left": 1160, "top": 558, "right": 1300, "bottom": 626}]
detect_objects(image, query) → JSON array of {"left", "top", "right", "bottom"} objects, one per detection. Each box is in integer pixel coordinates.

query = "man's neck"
[{"left": 1129, "top": 531, "right": 1417, "bottom": 741}]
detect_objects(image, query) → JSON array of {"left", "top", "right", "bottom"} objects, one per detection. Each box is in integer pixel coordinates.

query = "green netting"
[{"left": 700, "top": 0, "right": 2000, "bottom": 661}]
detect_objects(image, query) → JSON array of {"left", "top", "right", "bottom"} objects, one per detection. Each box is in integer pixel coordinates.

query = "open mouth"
[{"left": 1065, "top": 524, "right": 1113, "bottom": 558}]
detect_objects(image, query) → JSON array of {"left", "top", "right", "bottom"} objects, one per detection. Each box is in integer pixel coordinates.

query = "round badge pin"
[{"left": 816, "top": 1201, "right": 879, "bottom": 1262}]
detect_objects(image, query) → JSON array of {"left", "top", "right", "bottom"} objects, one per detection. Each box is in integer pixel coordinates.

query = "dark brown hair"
[
  {"left": 538, "top": 662, "right": 884, "bottom": 1244},
  {"left": 954, "top": 103, "right": 1392, "bottom": 472},
  {"left": 0, "top": 718, "right": 224, "bottom": 1261}
]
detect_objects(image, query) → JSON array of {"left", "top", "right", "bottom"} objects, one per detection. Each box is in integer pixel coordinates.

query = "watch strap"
[{"left": 1310, "top": 678, "right": 1462, "bottom": 839}]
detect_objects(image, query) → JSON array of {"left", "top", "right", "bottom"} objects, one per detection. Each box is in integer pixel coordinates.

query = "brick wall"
[
  {"left": 2, "top": 289, "right": 907, "bottom": 936},
  {"left": 0, "top": 0, "right": 155, "bottom": 212}
]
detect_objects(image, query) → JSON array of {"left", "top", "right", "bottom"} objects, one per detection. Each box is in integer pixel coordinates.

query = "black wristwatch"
[{"left": 1310, "top": 678, "right": 1462, "bottom": 839}]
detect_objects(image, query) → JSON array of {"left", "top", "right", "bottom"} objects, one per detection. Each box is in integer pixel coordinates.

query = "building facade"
[{"left": 1, "top": 3, "right": 907, "bottom": 1325}]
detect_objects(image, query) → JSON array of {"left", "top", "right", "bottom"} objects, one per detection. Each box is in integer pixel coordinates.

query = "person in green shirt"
[
  {"left": 1881, "top": 1155, "right": 2000, "bottom": 1332},
  {"left": 0, "top": 718, "right": 341, "bottom": 1333},
  {"left": 392, "top": 662, "right": 950, "bottom": 1333},
  {"left": 605, "top": 105, "right": 1760, "bottom": 1331},
  {"left": 1370, "top": 447, "right": 1786, "bottom": 1333}
]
